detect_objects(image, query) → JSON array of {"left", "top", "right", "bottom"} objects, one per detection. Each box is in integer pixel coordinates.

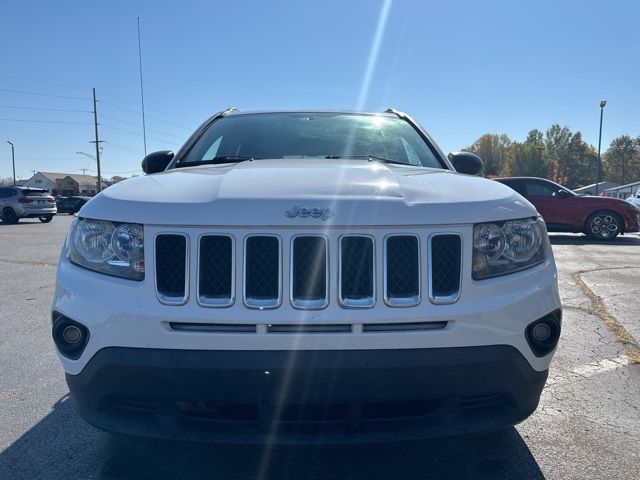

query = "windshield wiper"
[
  {"left": 176, "top": 156, "right": 261, "bottom": 168},
  {"left": 325, "top": 154, "right": 410, "bottom": 166}
]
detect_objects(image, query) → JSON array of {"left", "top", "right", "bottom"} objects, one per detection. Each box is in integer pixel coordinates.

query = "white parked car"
[
  {"left": 626, "top": 188, "right": 640, "bottom": 207},
  {"left": 52, "top": 109, "right": 561, "bottom": 443},
  {"left": 0, "top": 186, "right": 57, "bottom": 223}
]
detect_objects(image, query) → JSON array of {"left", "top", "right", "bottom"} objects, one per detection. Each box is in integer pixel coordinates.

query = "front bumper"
[{"left": 67, "top": 345, "right": 548, "bottom": 444}]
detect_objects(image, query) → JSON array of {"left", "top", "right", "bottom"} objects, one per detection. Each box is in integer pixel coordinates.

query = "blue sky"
[{"left": 1, "top": 0, "right": 638, "bottom": 180}]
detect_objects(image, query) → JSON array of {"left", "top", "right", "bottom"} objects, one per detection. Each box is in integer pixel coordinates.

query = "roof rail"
[{"left": 384, "top": 108, "right": 407, "bottom": 118}]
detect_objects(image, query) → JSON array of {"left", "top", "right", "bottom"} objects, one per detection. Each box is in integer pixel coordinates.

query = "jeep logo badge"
[{"left": 285, "top": 204, "right": 334, "bottom": 220}]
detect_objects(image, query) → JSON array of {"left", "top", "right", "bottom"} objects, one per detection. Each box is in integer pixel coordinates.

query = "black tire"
[
  {"left": 2, "top": 208, "right": 18, "bottom": 224},
  {"left": 585, "top": 211, "right": 621, "bottom": 240},
  {"left": 39, "top": 215, "right": 53, "bottom": 223}
]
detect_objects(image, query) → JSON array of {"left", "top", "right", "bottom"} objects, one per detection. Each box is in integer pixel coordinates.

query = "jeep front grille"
[
  {"left": 290, "top": 236, "right": 329, "bottom": 309},
  {"left": 339, "top": 236, "right": 374, "bottom": 308},
  {"left": 153, "top": 230, "right": 462, "bottom": 310},
  {"left": 429, "top": 234, "right": 462, "bottom": 304},
  {"left": 384, "top": 235, "right": 420, "bottom": 307},
  {"left": 198, "top": 235, "right": 234, "bottom": 307},
  {"left": 244, "top": 235, "right": 281, "bottom": 308},
  {"left": 155, "top": 234, "right": 188, "bottom": 305}
]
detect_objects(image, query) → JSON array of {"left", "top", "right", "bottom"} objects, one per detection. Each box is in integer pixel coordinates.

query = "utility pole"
[
  {"left": 91, "top": 88, "right": 104, "bottom": 192},
  {"left": 81, "top": 169, "right": 87, "bottom": 175},
  {"left": 595, "top": 100, "right": 606, "bottom": 195},
  {"left": 536, "top": 146, "right": 544, "bottom": 165},
  {"left": 6, "top": 141, "right": 15, "bottom": 185},
  {"left": 137, "top": 17, "right": 147, "bottom": 156}
]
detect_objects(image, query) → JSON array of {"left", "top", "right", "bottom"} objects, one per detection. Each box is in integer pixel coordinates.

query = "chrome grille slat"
[
  {"left": 339, "top": 235, "right": 375, "bottom": 308},
  {"left": 155, "top": 234, "right": 189, "bottom": 305},
  {"left": 244, "top": 235, "right": 281, "bottom": 309},
  {"left": 384, "top": 235, "right": 420, "bottom": 307},
  {"left": 290, "top": 235, "right": 329, "bottom": 309},
  {"left": 153, "top": 230, "right": 463, "bottom": 310},
  {"left": 198, "top": 235, "right": 234, "bottom": 307}
]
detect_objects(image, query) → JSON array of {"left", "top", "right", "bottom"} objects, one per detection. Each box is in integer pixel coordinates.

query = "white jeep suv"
[{"left": 52, "top": 109, "right": 561, "bottom": 443}]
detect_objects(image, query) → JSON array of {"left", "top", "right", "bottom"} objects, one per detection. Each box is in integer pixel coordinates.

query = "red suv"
[{"left": 495, "top": 177, "right": 640, "bottom": 240}]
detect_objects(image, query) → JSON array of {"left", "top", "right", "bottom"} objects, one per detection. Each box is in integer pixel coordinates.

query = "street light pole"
[
  {"left": 595, "top": 100, "right": 606, "bottom": 195},
  {"left": 76, "top": 151, "right": 96, "bottom": 161},
  {"left": 6, "top": 141, "right": 15, "bottom": 186}
]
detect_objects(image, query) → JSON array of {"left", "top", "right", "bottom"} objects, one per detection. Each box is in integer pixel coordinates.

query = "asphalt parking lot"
[{"left": 1, "top": 215, "right": 639, "bottom": 479}]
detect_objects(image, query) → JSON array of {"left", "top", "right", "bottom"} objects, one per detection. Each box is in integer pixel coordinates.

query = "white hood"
[{"left": 80, "top": 159, "right": 536, "bottom": 226}]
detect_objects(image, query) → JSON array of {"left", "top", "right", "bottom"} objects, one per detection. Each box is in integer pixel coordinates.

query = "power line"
[
  {"left": 0, "top": 155, "right": 75, "bottom": 159},
  {"left": 0, "top": 105, "right": 91, "bottom": 113},
  {"left": 0, "top": 117, "right": 92, "bottom": 124},
  {"left": 74, "top": 167, "right": 141, "bottom": 175},
  {"left": 1, "top": 84, "right": 197, "bottom": 130},
  {"left": 104, "top": 142, "right": 145, "bottom": 154},
  {"left": 101, "top": 123, "right": 177, "bottom": 145},
  {"left": 100, "top": 113, "right": 185, "bottom": 139},
  {"left": 0, "top": 88, "right": 89, "bottom": 101},
  {"left": 0, "top": 73, "right": 88, "bottom": 91},
  {"left": 98, "top": 99, "right": 195, "bottom": 130},
  {"left": 97, "top": 91, "right": 200, "bottom": 124}
]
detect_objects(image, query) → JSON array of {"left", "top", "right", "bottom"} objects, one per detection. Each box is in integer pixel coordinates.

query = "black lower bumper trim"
[{"left": 66, "top": 346, "right": 548, "bottom": 444}]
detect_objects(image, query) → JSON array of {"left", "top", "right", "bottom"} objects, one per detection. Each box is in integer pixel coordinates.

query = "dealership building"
[{"left": 21, "top": 172, "right": 106, "bottom": 196}]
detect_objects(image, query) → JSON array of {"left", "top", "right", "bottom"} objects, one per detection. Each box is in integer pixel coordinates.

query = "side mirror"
[
  {"left": 557, "top": 189, "right": 571, "bottom": 199},
  {"left": 448, "top": 151, "right": 483, "bottom": 175},
  {"left": 141, "top": 151, "right": 174, "bottom": 174}
]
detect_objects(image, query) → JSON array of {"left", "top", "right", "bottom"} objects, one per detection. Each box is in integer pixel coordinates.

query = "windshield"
[{"left": 177, "top": 112, "right": 444, "bottom": 168}]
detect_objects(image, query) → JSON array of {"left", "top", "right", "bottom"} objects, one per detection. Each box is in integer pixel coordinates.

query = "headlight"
[
  {"left": 66, "top": 217, "right": 144, "bottom": 280},
  {"left": 473, "top": 217, "right": 546, "bottom": 280}
]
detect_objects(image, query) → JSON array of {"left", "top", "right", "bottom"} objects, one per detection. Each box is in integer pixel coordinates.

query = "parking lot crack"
[
  {"left": 573, "top": 268, "right": 640, "bottom": 364},
  {"left": 0, "top": 258, "right": 57, "bottom": 267}
]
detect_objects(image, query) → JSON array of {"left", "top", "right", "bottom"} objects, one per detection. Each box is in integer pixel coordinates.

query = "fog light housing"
[
  {"left": 62, "top": 325, "right": 82, "bottom": 344},
  {"left": 525, "top": 310, "right": 561, "bottom": 357},
  {"left": 52, "top": 313, "right": 89, "bottom": 360}
]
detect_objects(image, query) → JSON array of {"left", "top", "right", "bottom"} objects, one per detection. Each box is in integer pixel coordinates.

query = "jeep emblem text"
[{"left": 284, "top": 204, "right": 334, "bottom": 220}]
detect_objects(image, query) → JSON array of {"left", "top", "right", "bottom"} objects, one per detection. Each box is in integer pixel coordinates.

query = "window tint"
[
  {"left": 179, "top": 112, "right": 443, "bottom": 169},
  {"left": 525, "top": 181, "right": 558, "bottom": 196},
  {"left": 500, "top": 179, "right": 527, "bottom": 196}
]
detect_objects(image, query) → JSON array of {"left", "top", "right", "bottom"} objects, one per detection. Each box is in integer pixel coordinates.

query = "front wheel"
[
  {"left": 585, "top": 211, "right": 621, "bottom": 240},
  {"left": 39, "top": 215, "right": 53, "bottom": 223}
]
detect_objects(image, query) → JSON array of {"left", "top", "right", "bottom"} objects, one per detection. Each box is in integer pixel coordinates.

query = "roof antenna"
[{"left": 137, "top": 17, "right": 147, "bottom": 156}]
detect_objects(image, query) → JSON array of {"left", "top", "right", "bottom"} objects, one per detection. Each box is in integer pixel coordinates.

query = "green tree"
[
  {"left": 463, "top": 133, "right": 512, "bottom": 176},
  {"left": 603, "top": 135, "right": 640, "bottom": 183},
  {"left": 502, "top": 129, "right": 551, "bottom": 178},
  {"left": 545, "top": 125, "right": 572, "bottom": 184},
  {"left": 564, "top": 132, "right": 597, "bottom": 188}
]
